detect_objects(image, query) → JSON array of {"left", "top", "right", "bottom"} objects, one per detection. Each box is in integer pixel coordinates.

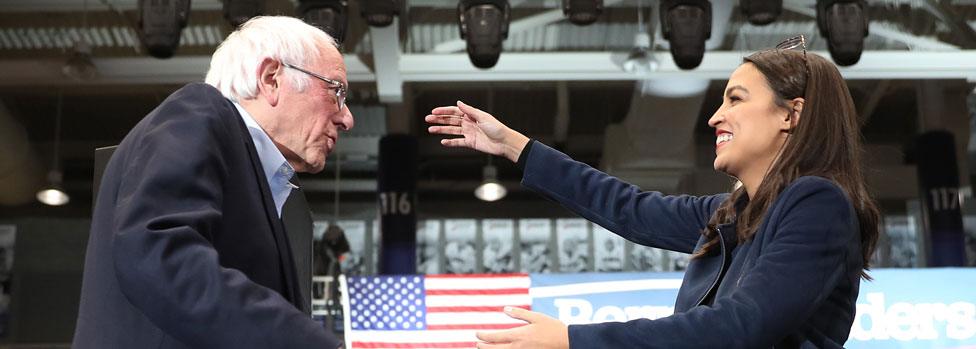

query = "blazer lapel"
[
  {"left": 281, "top": 175, "right": 314, "bottom": 315},
  {"left": 229, "top": 105, "right": 302, "bottom": 308}
]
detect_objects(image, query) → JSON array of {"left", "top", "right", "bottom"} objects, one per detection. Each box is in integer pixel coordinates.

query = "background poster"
[
  {"left": 482, "top": 219, "right": 515, "bottom": 273},
  {"left": 417, "top": 220, "right": 441, "bottom": 274},
  {"left": 592, "top": 223, "right": 625, "bottom": 272},
  {"left": 519, "top": 219, "right": 552, "bottom": 273},
  {"left": 556, "top": 219, "right": 590, "bottom": 273},
  {"left": 628, "top": 243, "right": 665, "bottom": 272},
  {"left": 443, "top": 219, "right": 477, "bottom": 274}
]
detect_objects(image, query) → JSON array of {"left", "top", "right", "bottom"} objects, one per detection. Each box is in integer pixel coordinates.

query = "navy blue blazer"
[
  {"left": 72, "top": 83, "right": 341, "bottom": 348},
  {"left": 520, "top": 141, "right": 862, "bottom": 348}
]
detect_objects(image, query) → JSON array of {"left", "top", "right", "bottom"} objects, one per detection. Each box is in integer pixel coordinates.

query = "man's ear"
[{"left": 255, "top": 58, "right": 282, "bottom": 106}]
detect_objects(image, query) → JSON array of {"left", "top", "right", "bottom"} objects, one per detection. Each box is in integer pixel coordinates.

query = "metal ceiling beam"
[
  {"left": 369, "top": 18, "right": 404, "bottom": 102},
  {"left": 922, "top": 0, "right": 976, "bottom": 48},
  {"left": 3, "top": 50, "right": 976, "bottom": 87},
  {"left": 398, "top": 51, "right": 976, "bottom": 81}
]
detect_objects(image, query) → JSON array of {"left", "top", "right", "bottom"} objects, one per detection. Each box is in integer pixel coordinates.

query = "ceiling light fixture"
[
  {"left": 475, "top": 161, "right": 506, "bottom": 202},
  {"left": 37, "top": 91, "right": 70, "bottom": 206}
]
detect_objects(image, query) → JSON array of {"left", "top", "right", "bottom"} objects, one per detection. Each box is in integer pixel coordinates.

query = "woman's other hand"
[{"left": 475, "top": 306, "right": 569, "bottom": 349}]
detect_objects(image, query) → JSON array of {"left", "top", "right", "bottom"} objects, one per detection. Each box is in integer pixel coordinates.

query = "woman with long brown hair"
[{"left": 426, "top": 35, "right": 880, "bottom": 348}]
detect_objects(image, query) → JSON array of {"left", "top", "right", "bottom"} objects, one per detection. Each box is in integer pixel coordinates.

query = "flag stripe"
[
  {"left": 530, "top": 279, "right": 681, "bottom": 298},
  {"left": 424, "top": 277, "right": 529, "bottom": 290},
  {"left": 347, "top": 329, "right": 481, "bottom": 342},
  {"left": 426, "top": 305, "right": 530, "bottom": 313},
  {"left": 426, "top": 323, "right": 525, "bottom": 330},
  {"left": 352, "top": 341, "right": 477, "bottom": 348},
  {"left": 426, "top": 312, "right": 526, "bottom": 325},
  {"left": 424, "top": 273, "right": 526, "bottom": 279},
  {"left": 425, "top": 294, "right": 530, "bottom": 307},
  {"left": 426, "top": 288, "right": 528, "bottom": 296}
]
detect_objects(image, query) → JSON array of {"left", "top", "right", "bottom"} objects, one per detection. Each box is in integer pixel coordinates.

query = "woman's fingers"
[
  {"left": 440, "top": 138, "right": 469, "bottom": 147},
  {"left": 430, "top": 105, "right": 462, "bottom": 116},
  {"left": 477, "top": 329, "right": 516, "bottom": 343},
  {"left": 425, "top": 114, "right": 464, "bottom": 126},
  {"left": 476, "top": 342, "right": 509, "bottom": 349},
  {"left": 503, "top": 307, "right": 545, "bottom": 324},
  {"left": 428, "top": 125, "right": 464, "bottom": 136},
  {"left": 456, "top": 101, "right": 491, "bottom": 122}
]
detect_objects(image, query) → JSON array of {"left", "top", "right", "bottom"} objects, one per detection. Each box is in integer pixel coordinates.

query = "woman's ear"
[
  {"left": 256, "top": 58, "right": 282, "bottom": 106},
  {"left": 783, "top": 97, "right": 804, "bottom": 133}
]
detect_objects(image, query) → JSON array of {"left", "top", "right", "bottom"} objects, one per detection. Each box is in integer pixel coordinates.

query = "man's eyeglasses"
[
  {"left": 775, "top": 35, "right": 809, "bottom": 94},
  {"left": 282, "top": 62, "right": 347, "bottom": 111}
]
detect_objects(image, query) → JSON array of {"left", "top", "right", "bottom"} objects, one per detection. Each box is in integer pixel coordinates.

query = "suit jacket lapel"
[
  {"left": 228, "top": 104, "right": 302, "bottom": 308},
  {"left": 281, "top": 176, "right": 314, "bottom": 315}
]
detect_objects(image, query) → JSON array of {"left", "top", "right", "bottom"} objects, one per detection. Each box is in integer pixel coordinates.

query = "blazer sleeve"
[
  {"left": 110, "top": 91, "right": 340, "bottom": 348},
  {"left": 521, "top": 141, "right": 727, "bottom": 253},
  {"left": 567, "top": 177, "right": 858, "bottom": 348}
]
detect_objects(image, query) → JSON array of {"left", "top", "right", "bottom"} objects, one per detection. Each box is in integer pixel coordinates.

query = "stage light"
[
  {"left": 817, "top": 0, "right": 868, "bottom": 66},
  {"left": 458, "top": 0, "right": 510, "bottom": 69},
  {"left": 563, "top": 0, "right": 603, "bottom": 26},
  {"left": 224, "top": 0, "right": 264, "bottom": 27},
  {"left": 660, "top": 0, "right": 712, "bottom": 70},
  {"left": 475, "top": 164, "right": 506, "bottom": 202},
  {"left": 298, "top": 0, "right": 349, "bottom": 44},
  {"left": 740, "top": 0, "right": 782, "bottom": 25},
  {"left": 360, "top": 0, "right": 399, "bottom": 27},
  {"left": 137, "top": 0, "right": 191, "bottom": 58}
]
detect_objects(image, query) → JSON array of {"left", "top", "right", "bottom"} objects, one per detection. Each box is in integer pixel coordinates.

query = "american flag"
[{"left": 342, "top": 274, "right": 531, "bottom": 349}]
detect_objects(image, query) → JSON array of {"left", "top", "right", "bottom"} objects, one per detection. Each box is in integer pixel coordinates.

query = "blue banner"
[{"left": 530, "top": 268, "right": 976, "bottom": 349}]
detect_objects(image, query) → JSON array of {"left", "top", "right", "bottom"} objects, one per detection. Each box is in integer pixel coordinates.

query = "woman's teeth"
[{"left": 716, "top": 133, "right": 733, "bottom": 145}]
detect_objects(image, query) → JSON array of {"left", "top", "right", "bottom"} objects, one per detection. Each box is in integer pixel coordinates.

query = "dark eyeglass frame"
[
  {"left": 281, "top": 62, "right": 347, "bottom": 111},
  {"left": 775, "top": 35, "right": 810, "bottom": 95}
]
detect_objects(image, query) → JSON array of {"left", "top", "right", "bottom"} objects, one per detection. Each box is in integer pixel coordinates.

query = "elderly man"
[{"left": 72, "top": 16, "right": 352, "bottom": 348}]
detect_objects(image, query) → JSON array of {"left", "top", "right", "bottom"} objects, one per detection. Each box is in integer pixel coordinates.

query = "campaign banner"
[{"left": 530, "top": 269, "right": 976, "bottom": 349}]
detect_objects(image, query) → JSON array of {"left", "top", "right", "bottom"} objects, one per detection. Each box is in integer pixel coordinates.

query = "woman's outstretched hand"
[
  {"left": 425, "top": 101, "right": 530, "bottom": 163},
  {"left": 475, "top": 306, "right": 570, "bottom": 349}
]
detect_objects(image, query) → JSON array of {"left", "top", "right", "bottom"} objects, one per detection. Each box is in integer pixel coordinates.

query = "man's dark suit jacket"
[{"left": 72, "top": 83, "right": 341, "bottom": 348}]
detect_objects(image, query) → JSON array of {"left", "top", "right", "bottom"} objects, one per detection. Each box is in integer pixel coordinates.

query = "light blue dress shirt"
[{"left": 233, "top": 102, "right": 297, "bottom": 218}]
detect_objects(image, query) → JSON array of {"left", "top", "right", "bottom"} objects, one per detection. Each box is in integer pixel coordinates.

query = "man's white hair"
[{"left": 205, "top": 16, "right": 338, "bottom": 102}]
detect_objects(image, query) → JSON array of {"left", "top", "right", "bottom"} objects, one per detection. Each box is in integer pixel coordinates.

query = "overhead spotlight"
[
  {"left": 623, "top": 32, "right": 659, "bottom": 73},
  {"left": 361, "top": 0, "right": 399, "bottom": 27},
  {"left": 39, "top": 92, "right": 69, "bottom": 207},
  {"left": 224, "top": 0, "right": 264, "bottom": 27},
  {"left": 563, "top": 0, "right": 603, "bottom": 26},
  {"left": 740, "top": 0, "right": 782, "bottom": 25},
  {"left": 62, "top": 40, "right": 98, "bottom": 81},
  {"left": 458, "top": 0, "right": 510, "bottom": 69},
  {"left": 817, "top": 0, "right": 868, "bottom": 66},
  {"left": 298, "top": 0, "right": 349, "bottom": 44},
  {"left": 660, "top": 0, "right": 711, "bottom": 70},
  {"left": 474, "top": 164, "right": 506, "bottom": 202},
  {"left": 37, "top": 171, "right": 70, "bottom": 206},
  {"left": 136, "top": 0, "right": 191, "bottom": 59}
]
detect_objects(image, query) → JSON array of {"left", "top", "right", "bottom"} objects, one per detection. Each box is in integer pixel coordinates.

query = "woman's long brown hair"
[{"left": 694, "top": 49, "right": 881, "bottom": 279}]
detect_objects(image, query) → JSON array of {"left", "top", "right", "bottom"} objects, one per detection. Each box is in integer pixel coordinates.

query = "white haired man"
[{"left": 73, "top": 16, "right": 352, "bottom": 348}]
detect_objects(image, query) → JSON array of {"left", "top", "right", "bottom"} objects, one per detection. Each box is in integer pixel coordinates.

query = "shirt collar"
[{"left": 233, "top": 101, "right": 293, "bottom": 185}]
